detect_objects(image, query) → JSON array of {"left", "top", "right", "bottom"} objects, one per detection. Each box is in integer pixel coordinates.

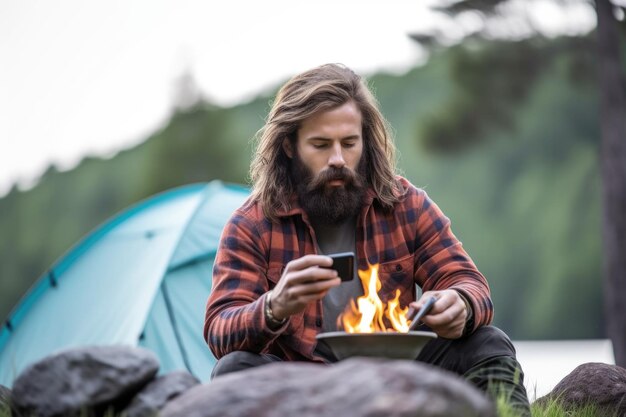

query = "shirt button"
[
  {"left": 315, "top": 318, "right": 322, "bottom": 327},
  {"left": 395, "top": 264, "right": 403, "bottom": 271}
]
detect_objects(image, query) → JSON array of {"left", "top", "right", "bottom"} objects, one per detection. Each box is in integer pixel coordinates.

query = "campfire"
[
  {"left": 339, "top": 264, "right": 412, "bottom": 333},
  {"left": 318, "top": 264, "right": 436, "bottom": 360}
]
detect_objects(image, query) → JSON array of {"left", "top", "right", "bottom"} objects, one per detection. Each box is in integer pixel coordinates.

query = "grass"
[
  {"left": 493, "top": 396, "right": 615, "bottom": 417},
  {"left": 490, "top": 371, "right": 615, "bottom": 417},
  {"left": 531, "top": 400, "right": 614, "bottom": 417}
]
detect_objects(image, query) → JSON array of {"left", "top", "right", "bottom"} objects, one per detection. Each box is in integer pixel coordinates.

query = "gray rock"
[
  {"left": 538, "top": 362, "right": 626, "bottom": 415},
  {"left": 161, "top": 357, "right": 496, "bottom": 417},
  {"left": 122, "top": 370, "right": 200, "bottom": 417},
  {"left": 11, "top": 345, "right": 159, "bottom": 417}
]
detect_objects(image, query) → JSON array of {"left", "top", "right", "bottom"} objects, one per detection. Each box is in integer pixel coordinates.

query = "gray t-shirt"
[{"left": 311, "top": 216, "right": 364, "bottom": 361}]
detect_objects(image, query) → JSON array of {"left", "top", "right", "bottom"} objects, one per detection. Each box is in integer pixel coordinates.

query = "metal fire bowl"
[{"left": 316, "top": 331, "right": 437, "bottom": 361}]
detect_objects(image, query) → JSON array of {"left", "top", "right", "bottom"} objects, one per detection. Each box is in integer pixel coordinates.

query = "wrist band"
[{"left": 265, "top": 290, "right": 287, "bottom": 327}]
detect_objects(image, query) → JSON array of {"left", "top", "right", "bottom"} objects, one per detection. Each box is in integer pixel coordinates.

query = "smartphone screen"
[{"left": 326, "top": 252, "right": 355, "bottom": 281}]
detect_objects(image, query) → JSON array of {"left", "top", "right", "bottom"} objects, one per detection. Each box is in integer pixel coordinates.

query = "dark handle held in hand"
[{"left": 408, "top": 296, "right": 437, "bottom": 331}]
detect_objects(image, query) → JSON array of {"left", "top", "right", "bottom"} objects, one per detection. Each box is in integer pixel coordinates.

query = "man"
[{"left": 204, "top": 63, "right": 530, "bottom": 415}]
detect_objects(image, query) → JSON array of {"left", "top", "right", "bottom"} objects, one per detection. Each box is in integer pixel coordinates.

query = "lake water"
[{"left": 513, "top": 339, "right": 615, "bottom": 400}]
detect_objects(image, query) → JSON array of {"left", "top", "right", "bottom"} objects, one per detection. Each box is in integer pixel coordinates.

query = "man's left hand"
[{"left": 408, "top": 290, "right": 468, "bottom": 339}]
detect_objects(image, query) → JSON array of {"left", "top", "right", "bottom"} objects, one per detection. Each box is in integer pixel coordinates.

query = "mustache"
[{"left": 306, "top": 166, "right": 363, "bottom": 192}]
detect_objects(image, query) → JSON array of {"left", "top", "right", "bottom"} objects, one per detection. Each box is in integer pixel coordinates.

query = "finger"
[
  {"left": 285, "top": 255, "right": 333, "bottom": 272},
  {"left": 408, "top": 291, "right": 444, "bottom": 316},
  {"left": 436, "top": 323, "right": 465, "bottom": 339},
  {"left": 288, "top": 277, "right": 341, "bottom": 297},
  {"left": 296, "top": 292, "right": 333, "bottom": 304},
  {"left": 286, "top": 266, "right": 338, "bottom": 285},
  {"left": 421, "top": 303, "right": 465, "bottom": 328},
  {"left": 413, "top": 290, "right": 461, "bottom": 315},
  {"left": 430, "top": 292, "right": 460, "bottom": 313},
  {"left": 408, "top": 295, "right": 430, "bottom": 312},
  {"left": 281, "top": 290, "right": 335, "bottom": 307},
  {"left": 424, "top": 314, "right": 465, "bottom": 338}
]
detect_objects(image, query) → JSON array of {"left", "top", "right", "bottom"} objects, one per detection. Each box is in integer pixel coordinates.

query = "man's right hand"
[{"left": 269, "top": 255, "right": 341, "bottom": 320}]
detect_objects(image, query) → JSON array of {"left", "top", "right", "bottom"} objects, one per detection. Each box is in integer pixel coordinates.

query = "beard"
[{"left": 291, "top": 151, "right": 367, "bottom": 225}]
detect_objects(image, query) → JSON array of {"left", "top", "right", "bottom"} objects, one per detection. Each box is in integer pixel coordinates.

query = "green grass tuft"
[
  {"left": 495, "top": 394, "right": 616, "bottom": 417},
  {"left": 530, "top": 397, "right": 616, "bottom": 417}
]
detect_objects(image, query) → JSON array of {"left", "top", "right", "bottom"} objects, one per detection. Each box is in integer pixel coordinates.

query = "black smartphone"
[{"left": 325, "top": 252, "right": 355, "bottom": 281}]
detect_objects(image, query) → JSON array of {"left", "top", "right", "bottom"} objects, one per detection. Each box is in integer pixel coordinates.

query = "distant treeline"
[{"left": 0, "top": 35, "right": 605, "bottom": 340}]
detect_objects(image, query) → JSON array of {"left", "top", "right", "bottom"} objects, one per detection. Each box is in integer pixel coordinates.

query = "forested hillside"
[{"left": 0, "top": 36, "right": 605, "bottom": 340}]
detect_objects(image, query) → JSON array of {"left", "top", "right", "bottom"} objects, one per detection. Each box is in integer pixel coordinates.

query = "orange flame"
[{"left": 340, "top": 264, "right": 412, "bottom": 333}]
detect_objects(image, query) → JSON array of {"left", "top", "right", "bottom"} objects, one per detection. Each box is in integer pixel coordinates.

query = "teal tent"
[{"left": 0, "top": 181, "right": 249, "bottom": 387}]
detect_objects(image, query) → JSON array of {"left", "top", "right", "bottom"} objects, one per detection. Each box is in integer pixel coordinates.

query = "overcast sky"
[{"left": 0, "top": 0, "right": 596, "bottom": 196}]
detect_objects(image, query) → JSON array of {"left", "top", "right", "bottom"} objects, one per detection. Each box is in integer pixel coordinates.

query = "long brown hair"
[{"left": 250, "top": 63, "right": 402, "bottom": 221}]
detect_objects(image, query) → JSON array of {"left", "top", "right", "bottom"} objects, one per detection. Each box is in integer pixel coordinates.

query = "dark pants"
[{"left": 211, "top": 326, "right": 531, "bottom": 417}]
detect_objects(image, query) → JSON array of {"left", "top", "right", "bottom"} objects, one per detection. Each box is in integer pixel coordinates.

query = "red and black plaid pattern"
[{"left": 204, "top": 176, "right": 493, "bottom": 361}]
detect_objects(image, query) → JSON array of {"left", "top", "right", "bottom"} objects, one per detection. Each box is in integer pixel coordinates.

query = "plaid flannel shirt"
[{"left": 204, "top": 176, "right": 493, "bottom": 362}]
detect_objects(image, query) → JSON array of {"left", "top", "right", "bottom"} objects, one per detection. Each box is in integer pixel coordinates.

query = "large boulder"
[
  {"left": 161, "top": 357, "right": 496, "bottom": 417},
  {"left": 122, "top": 370, "right": 200, "bottom": 417},
  {"left": 538, "top": 362, "right": 626, "bottom": 415},
  {"left": 11, "top": 345, "right": 159, "bottom": 417}
]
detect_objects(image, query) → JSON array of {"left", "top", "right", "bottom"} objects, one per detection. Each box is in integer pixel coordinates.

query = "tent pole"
[{"left": 160, "top": 281, "right": 194, "bottom": 376}]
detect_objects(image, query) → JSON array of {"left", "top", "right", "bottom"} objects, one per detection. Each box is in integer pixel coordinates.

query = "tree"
[
  {"left": 412, "top": 0, "right": 626, "bottom": 365},
  {"left": 596, "top": 0, "right": 626, "bottom": 366}
]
